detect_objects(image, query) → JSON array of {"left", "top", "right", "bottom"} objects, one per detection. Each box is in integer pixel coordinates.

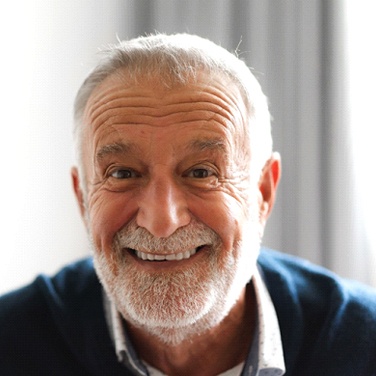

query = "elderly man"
[{"left": 1, "top": 34, "right": 376, "bottom": 376}]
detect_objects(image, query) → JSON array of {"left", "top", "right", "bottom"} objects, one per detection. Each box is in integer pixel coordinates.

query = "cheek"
[
  {"left": 190, "top": 192, "right": 249, "bottom": 248},
  {"left": 88, "top": 191, "right": 137, "bottom": 252}
]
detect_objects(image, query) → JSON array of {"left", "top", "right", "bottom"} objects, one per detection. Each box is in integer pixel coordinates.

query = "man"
[{"left": 0, "top": 33, "right": 375, "bottom": 376}]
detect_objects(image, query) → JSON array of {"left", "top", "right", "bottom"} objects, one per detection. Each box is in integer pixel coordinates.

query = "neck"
[{"left": 126, "top": 284, "right": 257, "bottom": 376}]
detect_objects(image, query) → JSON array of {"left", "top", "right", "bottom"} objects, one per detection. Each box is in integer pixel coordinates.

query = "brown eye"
[
  {"left": 192, "top": 169, "right": 209, "bottom": 178},
  {"left": 187, "top": 168, "right": 215, "bottom": 179},
  {"left": 110, "top": 169, "right": 137, "bottom": 179}
]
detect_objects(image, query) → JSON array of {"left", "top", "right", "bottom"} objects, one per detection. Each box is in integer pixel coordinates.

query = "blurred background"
[{"left": 1, "top": 0, "right": 375, "bottom": 294}]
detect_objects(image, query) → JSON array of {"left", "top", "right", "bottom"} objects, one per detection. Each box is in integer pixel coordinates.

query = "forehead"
[{"left": 82, "top": 71, "right": 248, "bottom": 152}]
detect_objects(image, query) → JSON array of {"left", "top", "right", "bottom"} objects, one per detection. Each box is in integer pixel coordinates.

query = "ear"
[
  {"left": 258, "top": 152, "right": 281, "bottom": 226},
  {"left": 71, "top": 166, "right": 88, "bottom": 226}
]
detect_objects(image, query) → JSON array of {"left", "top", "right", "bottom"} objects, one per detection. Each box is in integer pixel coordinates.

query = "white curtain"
[
  {"left": 343, "top": 0, "right": 376, "bottom": 286},
  {"left": 1, "top": 0, "right": 375, "bottom": 294}
]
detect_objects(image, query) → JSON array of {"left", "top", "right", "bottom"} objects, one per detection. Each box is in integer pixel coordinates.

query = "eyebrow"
[
  {"left": 187, "top": 138, "right": 227, "bottom": 152},
  {"left": 95, "top": 142, "right": 135, "bottom": 162},
  {"left": 95, "top": 137, "right": 227, "bottom": 163}
]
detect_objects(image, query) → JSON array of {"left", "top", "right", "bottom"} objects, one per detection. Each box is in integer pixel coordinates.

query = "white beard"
[{"left": 91, "top": 218, "right": 260, "bottom": 345}]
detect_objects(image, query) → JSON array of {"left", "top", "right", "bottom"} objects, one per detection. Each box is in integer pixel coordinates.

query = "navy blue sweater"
[{"left": 1, "top": 249, "right": 376, "bottom": 375}]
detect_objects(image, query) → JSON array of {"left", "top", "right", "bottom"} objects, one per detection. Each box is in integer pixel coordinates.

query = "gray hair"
[{"left": 73, "top": 33, "right": 273, "bottom": 180}]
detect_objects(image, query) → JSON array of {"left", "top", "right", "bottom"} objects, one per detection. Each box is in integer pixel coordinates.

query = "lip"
[{"left": 125, "top": 245, "right": 208, "bottom": 271}]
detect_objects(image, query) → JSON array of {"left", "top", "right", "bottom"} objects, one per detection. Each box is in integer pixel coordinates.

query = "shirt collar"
[
  {"left": 103, "top": 268, "right": 285, "bottom": 376},
  {"left": 244, "top": 268, "right": 285, "bottom": 375}
]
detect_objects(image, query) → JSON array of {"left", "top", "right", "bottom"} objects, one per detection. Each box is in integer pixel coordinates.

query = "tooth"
[
  {"left": 154, "top": 255, "right": 166, "bottom": 261},
  {"left": 135, "top": 248, "right": 200, "bottom": 261},
  {"left": 137, "top": 251, "right": 146, "bottom": 260},
  {"left": 183, "top": 251, "right": 190, "bottom": 259}
]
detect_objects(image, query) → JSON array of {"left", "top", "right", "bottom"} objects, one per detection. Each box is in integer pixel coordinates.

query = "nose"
[{"left": 136, "top": 174, "right": 191, "bottom": 238}]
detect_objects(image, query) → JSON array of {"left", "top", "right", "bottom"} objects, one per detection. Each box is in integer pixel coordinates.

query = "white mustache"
[{"left": 114, "top": 219, "right": 220, "bottom": 254}]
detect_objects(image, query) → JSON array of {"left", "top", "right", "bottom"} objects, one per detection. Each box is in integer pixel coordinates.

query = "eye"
[
  {"left": 186, "top": 167, "right": 217, "bottom": 179},
  {"left": 109, "top": 168, "right": 139, "bottom": 179},
  {"left": 183, "top": 165, "right": 219, "bottom": 189},
  {"left": 189, "top": 168, "right": 211, "bottom": 178}
]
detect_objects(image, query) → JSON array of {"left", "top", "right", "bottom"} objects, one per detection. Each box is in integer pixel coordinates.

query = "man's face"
[{"left": 73, "top": 71, "right": 275, "bottom": 344}]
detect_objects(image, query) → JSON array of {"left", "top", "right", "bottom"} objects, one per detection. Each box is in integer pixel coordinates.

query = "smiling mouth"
[{"left": 131, "top": 245, "right": 206, "bottom": 261}]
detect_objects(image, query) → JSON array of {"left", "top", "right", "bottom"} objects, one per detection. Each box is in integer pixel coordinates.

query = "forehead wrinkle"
[
  {"left": 88, "top": 95, "right": 234, "bottom": 119},
  {"left": 194, "top": 81, "right": 247, "bottom": 122},
  {"left": 84, "top": 79, "right": 247, "bottom": 150},
  {"left": 85, "top": 79, "right": 241, "bottom": 123},
  {"left": 88, "top": 105, "right": 235, "bottom": 135},
  {"left": 86, "top": 99, "right": 154, "bottom": 129}
]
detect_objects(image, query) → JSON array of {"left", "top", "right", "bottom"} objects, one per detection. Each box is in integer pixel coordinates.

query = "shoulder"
[
  {"left": 258, "top": 248, "right": 376, "bottom": 311},
  {"left": 0, "top": 257, "right": 106, "bottom": 374},
  {"left": 258, "top": 248, "right": 376, "bottom": 375},
  {"left": 0, "top": 257, "right": 97, "bottom": 318}
]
